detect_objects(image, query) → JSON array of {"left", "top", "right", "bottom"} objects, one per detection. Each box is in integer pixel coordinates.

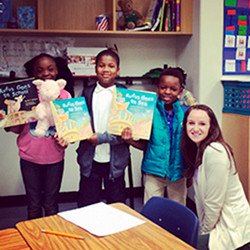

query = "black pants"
[
  {"left": 78, "top": 161, "right": 126, "bottom": 207},
  {"left": 20, "top": 159, "right": 64, "bottom": 219}
]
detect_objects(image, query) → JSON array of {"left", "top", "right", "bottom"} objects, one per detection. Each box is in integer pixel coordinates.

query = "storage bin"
[{"left": 222, "top": 81, "right": 250, "bottom": 115}]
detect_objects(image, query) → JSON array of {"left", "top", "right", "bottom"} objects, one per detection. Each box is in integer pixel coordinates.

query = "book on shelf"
[
  {"left": 51, "top": 97, "right": 93, "bottom": 143},
  {"left": 67, "top": 47, "right": 106, "bottom": 77},
  {"left": 164, "top": 0, "right": 181, "bottom": 32},
  {"left": 17, "top": 6, "right": 36, "bottom": 29},
  {"left": 0, "top": 0, "right": 12, "bottom": 28},
  {"left": 176, "top": 0, "right": 181, "bottom": 32},
  {"left": 0, "top": 78, "right": 39, "bottom": 128},
  {"left": 126, "top": 23, "right": 151, "bottom": 31},
  {"left": 159, "top": 0, "right": 167, "bottom": 31},
  {"left": 143, "top": 0, "right": 163, "bottom": 31},
  {"left": 107, "top": 87, "right": 157, "bottom": 140}
]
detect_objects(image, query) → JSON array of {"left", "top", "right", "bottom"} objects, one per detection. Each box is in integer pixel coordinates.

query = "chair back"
[{"left": 141, "top": 196, "right": 199, "bottom": 248}]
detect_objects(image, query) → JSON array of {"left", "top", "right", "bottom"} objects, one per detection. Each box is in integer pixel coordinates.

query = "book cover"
[
  {"left": 159, "top": 0, "right": 166, "bottom": 31},
  {"left": 171, "top": 0, "right": 176, "bottom": 32},
  {"left": 144, "top": 0, "right": 161, "bottom": 28},
  {"left": 51, "top": 97, "right": 93, "bottom": 143},
  {"left": 0, "top": 0, "right": 12, "bottom": 28},
  {"left": 176, "top": 0, "right": 181, "bottom": 32},
  {"left": 0, "top": 78, "right": 39, "bottom": 128},
  {"left": 67, "top": 47, "right": 106, "bottom": 77},
  {"left": 107, "top": 88, "right": 157, "bottom": 140},
  {"left": 17, "top": 6, "right": 36, "bottom": 29}
]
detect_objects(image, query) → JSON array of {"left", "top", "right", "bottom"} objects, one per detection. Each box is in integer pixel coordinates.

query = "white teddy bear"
[{"left": 32, "top": 79, "right": 67, "bottom": 137}]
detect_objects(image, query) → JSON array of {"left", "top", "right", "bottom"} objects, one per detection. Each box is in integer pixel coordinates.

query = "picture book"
[
  {"left": 51, "top": 97, "right": 93, "bottom": 143},
  {"left": 67, "top": 47, "right": 106, "bottom": 77},
  {"left": 107, "top": 88, "right": 157, "bottom": 140},
  {"left": 0, "top": 78, "right": 39, "bottom": 128},
  {"left": 17, "top": 6, "right": 36, "bottom": 29},
  {"left": 0, "top": 0, "right": 12, "bottom": 28}
]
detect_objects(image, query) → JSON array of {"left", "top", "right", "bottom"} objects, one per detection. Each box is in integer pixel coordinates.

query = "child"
[
  {"left": 181, "top": 104, "right": 250, "bottom": 250},
  {"left": 5, "top": 54, "right": 71, "bottom": 219},
  {"left": 24, "top": 53, "right": 74, "bottom": 97},
  {"left": 76, "top": 49, "right": 130, "bottom": 207},
  {"left": 122, "top": 67, "right": 188, "bottom": 205}
]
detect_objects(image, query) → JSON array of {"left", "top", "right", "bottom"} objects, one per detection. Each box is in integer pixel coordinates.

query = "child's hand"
[
  {"left": 88, "top": 133, "right": 98, "bottom": 146},
  {"left": 121, "top": 127, "right": 133, "bottom": 142},
  {"left": 0, "top": 111, "right": 5, "bottom": 121},
  {"left": 54, "top": 132, "right": 68, "bottom": 148}
]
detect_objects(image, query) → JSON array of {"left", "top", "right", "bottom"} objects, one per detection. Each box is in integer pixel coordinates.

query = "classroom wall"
[{"left": 0, "top": 0, "right": 225, "bottom": 196}]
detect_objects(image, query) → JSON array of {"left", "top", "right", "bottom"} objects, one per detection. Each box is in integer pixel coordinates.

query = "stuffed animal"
[
  {"left": 32, "top": 79, "right": 67, "bottom": 137},
  {"left": 117, "top": 0, "right": 144, "bottom": 30}
]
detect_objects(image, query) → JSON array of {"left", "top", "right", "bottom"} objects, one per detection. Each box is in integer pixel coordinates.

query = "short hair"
[
  {"left": 95, "top": 49, "right": 120, "bottom": 68},
  {"left": 159, "top": 67, "right": 187, "bottom": 88}
]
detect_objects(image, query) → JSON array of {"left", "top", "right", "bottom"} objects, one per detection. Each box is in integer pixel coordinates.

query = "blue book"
[
  {"left": 108, "top": 88, "right": 157, "bottom": 140},
  {"left": 0, "top": 0, "right": 12, "bottom": 28},
  {"left": 51, "top": 97, "right": 93, "bottom": 143},
  {"left": 17, "top": 6, "right": 36, "bottom": 29}
]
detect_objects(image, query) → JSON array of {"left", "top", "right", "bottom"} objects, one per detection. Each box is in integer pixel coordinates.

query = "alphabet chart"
[{"left": 0, "top": 37, "right": 74, "bottom": 78}]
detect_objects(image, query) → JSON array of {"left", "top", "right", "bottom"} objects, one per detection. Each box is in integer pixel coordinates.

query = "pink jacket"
[{"left": 11, "top": 89, "right": 71, "bottom": 164}]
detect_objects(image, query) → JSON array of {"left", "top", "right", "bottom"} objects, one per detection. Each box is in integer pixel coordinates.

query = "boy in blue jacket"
[{"left": 122, "top": 67, "right": 188, "bottom": 205}]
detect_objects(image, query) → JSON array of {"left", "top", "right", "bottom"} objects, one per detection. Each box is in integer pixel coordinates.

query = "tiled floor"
[{"left": 0, "top": 197, "right": 143, "bottom": 230}]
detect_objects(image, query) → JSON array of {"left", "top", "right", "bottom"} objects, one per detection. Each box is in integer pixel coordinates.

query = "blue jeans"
[
  {"left": 20, "top": 159, "right": 64, "bottom": 219},
  {"left": 78, "top": 161, "right": 126, "bottom": 207}
]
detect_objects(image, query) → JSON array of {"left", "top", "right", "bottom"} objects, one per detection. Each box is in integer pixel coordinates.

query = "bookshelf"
[{"left": 0, "top": 0, "right": 193, "bottom": 36}]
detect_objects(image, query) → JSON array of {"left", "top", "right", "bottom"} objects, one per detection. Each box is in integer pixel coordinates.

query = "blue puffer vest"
[{"left": 141, "top": 98, "right": 187, "bottom": 181}]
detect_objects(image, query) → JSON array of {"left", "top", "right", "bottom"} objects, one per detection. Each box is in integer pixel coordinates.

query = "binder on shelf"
[
  {"left": 145, "top": 0, "right": 163, "bottom": 31},
  {"left": 159, "top": 0, "right": 167, "bottom": 31},
  {"left": 176, "top": 0, "right": 181, "bottom": 31}
]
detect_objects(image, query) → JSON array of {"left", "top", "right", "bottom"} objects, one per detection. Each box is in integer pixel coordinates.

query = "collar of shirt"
[{"left": 95, "top": 82, "right": 116, "bottom": 94}]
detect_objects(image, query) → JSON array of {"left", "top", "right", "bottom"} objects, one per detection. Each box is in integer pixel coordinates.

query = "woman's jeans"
[{"left": 20, "top": 158, "right": 64, "bottom": 219}]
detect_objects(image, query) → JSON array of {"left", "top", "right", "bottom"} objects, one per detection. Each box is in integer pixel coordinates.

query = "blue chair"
[{"left": 141, "top": 196, "right": 199, "bottom": 248}]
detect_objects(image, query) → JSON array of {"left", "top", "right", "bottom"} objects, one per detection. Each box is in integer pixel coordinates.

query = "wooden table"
[
  {"left": 16, "top": 203, "right": 194, "bottom": 250},
  {"left": 0, "top": 228, "right": 30, "bottom": 250}
]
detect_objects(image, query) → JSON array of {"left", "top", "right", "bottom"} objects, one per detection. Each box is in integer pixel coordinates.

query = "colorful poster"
[
  {"left": 107, "top": 87, "right": 157, "bottom": 140},
  {"left": 0, "top": 78, "right": 38, "bottom": 128},
  {"left": 223, "top": 0, "right": 250, "bottom": 74},
  {"left": 51, "top": 97, "right": 93, "bottom": 143}
]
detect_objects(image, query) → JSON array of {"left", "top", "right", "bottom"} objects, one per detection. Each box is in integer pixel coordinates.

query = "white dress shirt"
[{"left": 92, "top": 82, "right": 115, "bottom": 162}]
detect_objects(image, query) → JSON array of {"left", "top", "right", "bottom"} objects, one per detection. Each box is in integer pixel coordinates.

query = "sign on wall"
[{"left": 223, "top": 0, "right": 250, "bottom": 75}]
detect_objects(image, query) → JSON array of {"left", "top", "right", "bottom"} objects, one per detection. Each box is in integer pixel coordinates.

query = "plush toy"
[
  {"left": 117, "top": 0, "right": 144, "bottom": 30},
  {"left": 32, "top": 79, "right": 67, "bottom": 137}
]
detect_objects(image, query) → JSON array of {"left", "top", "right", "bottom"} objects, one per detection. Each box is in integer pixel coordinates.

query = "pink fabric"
[{"left": 16, "top": 89, "right": 71, "bottom": 164}]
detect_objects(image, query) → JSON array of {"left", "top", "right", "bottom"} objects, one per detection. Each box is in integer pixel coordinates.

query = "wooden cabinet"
[
  {"left": 1, "top": 0, "right": 193, "bottom": 36},
  {"left": 222, "top": 113, "right": 250, "bottom": 202}
]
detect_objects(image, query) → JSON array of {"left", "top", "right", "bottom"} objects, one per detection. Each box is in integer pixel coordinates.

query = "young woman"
[{"left": 181, "top": 104, "right": 250, "bottom": 250}]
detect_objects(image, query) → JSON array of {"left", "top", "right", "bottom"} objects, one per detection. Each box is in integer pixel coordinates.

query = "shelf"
[
  {"left": 0, "top": 29, "right": 193, "bottom": 37},
  {"left": 0, "top": 0, "right": 193, "bottom": 37}
]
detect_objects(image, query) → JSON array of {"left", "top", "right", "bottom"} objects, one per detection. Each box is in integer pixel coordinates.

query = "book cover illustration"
[
  {"left": 17, "top": 6, "right": 36, "bottom": 29},
  {"left": 0, "top": 78, "right": 39, "bottom": 128},
  {"left": 51, "top": 97, "right": 93, "bottom": 143},
  {"left": 108, "top": 88, "right": 157, "bottom": 140}
]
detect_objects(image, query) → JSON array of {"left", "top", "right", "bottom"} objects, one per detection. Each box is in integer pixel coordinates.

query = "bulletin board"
[{"left": 223, "top": 0, "right": 250, "bottom": 75}]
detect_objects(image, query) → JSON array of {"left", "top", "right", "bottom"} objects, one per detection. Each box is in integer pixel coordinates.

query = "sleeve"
[
  {"left": 200, "top": 144, "right": 230, "bottom": 233},
  {"left": 96, "top": 132, "right": 125, "bottom": 145}
]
